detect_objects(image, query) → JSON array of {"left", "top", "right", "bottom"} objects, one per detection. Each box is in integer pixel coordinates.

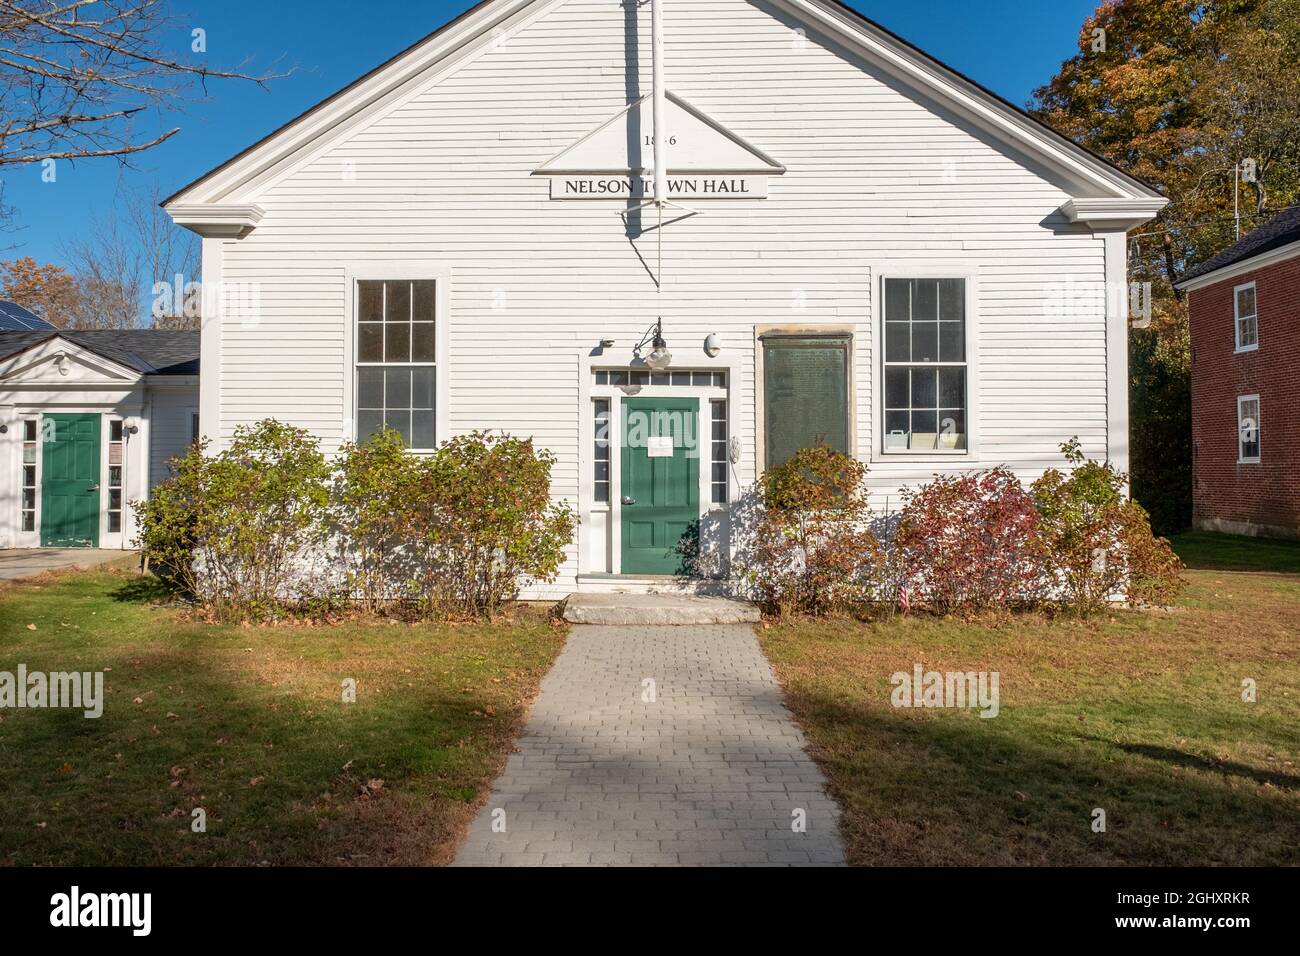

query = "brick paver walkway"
[{"left": 453, "top": 624, "right": 844, "bottom": 866}]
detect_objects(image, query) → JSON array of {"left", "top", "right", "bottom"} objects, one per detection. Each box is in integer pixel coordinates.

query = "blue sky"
[{"left": 2, "top": 0, "right": 1099, "bottom": 268}]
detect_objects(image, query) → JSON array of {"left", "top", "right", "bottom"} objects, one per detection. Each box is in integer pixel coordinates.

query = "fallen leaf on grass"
[
  {"left": 26, "top": 624, "right": 36, "bottom": 631},
  {"left": 248, "top": 776, "right": 265, "bottom": 787}
]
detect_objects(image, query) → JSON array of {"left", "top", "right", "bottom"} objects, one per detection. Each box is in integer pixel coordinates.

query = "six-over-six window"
[
  {"left": 883, "top": 277, "right": 967, "bottom": 452},
  {"left": 355, "top": 280, "right": 437, "bottom": 449}
]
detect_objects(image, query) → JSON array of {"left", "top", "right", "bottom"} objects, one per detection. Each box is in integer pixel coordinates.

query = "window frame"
[
  {"left": 106, "top": 417, "right": 124, "bottom": 534},
  {"left": 874, "top": 269, "right": 978, "bottom": 459},
  {"left": 345, "top": 266, "right": 450, "bottom": 454},
  {"left": 1237, "top": 394, "right": 1261, "bottom": 464},
  {"left": 20, "top": 417, "right": 39, "bottom": 534},
  {"left": 1233, "top": 281, "right": 1259, "bottom": 353}
]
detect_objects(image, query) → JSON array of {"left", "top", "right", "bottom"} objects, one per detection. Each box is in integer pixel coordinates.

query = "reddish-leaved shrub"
[{"left": 895, "top": 467, "right": 1048, "bottom": 614}]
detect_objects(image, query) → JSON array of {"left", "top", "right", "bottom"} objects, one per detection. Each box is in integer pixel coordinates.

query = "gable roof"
[
  {"left": 1176, "top": 205, "right": 1300, "bottom": 290},
  {"left": 0, "top": 330, "right": 200, "bottom": 376},
  {"left": 164, "top": 0, "right": 1162, "bottom": 211}
]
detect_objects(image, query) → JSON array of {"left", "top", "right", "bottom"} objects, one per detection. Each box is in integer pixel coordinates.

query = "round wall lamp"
[{"left": 704, "top": 333, "right": 722, "bottom": 358}]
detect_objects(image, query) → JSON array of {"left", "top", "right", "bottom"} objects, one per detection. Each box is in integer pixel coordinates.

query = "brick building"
[{"left": 1177, "top": 206, "right": 1300, "bottom": 539}]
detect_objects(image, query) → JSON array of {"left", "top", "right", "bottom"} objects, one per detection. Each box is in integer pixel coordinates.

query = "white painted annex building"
[
  {"left": 165, "top": 0, "right": 1164, "bottom": 597},
  {"left": 0, "top": 330, "right": 199, "bottom": 550}
]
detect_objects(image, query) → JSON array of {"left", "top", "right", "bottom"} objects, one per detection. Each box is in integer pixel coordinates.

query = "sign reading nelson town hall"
[
  {"left": 536, "top": 92, "right": 784, "bottom": 200},
  {"left": 551, "top": 175, "right": 768, "bottom": 200}
]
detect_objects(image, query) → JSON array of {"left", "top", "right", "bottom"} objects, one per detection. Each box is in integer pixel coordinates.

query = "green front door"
[
  {"left": 621, "top": 397, "right": 699, "bottom": 575},
  {"left": 41, "top": 413, "right": 101, "bottom": 548}
]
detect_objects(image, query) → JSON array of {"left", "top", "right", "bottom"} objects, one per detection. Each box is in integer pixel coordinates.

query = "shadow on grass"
[
  {"left": 1094, "top": 739, "right": 1300, "bottom": 791},
  {"left": 786, "top": 685, "right": 1300, "bottom": 866},
  {"left": 0, "top": 635, "right": 528, "bottom": 867},
  {"left": 108, "top": 575, "right": 182, "bottom": 605}
]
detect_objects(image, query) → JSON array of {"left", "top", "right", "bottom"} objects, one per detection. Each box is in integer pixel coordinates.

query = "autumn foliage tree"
[
  {"left": 1031, "top": 0, "right": 1300, "bottom": 533},
  {"left": 0, "top": 256, "right": 80, "bottom": 325}
]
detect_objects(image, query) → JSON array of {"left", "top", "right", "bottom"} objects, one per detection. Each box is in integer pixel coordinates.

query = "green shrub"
[
  {"left": 738, "top": 443, "right": 880, "bottom": 616},
  {"left": 136, "top": 420, "right": 331, "bottom": 621},
  {"left": 331, "top": 428, "right": 426, "bottom": 613},
  {"left": 1031, "top": 438, "right": 1184, "bottom": 613},
  {"left": 413, "top": 431, "right": 576, "bottom": 617}
]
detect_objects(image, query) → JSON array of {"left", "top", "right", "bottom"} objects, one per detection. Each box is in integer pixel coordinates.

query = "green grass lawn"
[
  {"left": 760, "top": 533, "right": 1300, "bottom": 866},
  {"left": 0, "top": 568, "right": 566, "bottom": 866}
]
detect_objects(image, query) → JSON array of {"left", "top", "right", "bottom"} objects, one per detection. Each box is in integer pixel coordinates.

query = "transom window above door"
[
  {"left": 594, "top": 369, "right": 726, "bottom": 388},
  {"left": 883, "top": 277, "right": 968, "bottom": 453},
  {"left": 355, "top": 279, "right": 437, "bottom": 450}
]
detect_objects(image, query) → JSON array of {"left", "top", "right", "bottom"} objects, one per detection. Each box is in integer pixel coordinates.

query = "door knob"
[
  {"left": 621, "top": 496, "right": 636, "bottom": 505},
  {"left": 88, "top": 484, "right": 100, "bottom": 492}
]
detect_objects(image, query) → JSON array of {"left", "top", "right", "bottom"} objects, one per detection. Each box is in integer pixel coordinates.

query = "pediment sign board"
[{"left": 536, "top": 92, "right": 784, "bottom": 200}]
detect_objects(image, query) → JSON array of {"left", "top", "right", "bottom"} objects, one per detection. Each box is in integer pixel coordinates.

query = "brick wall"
[{"left": 1189, "top": 253, "right": 1300, "bottom": 538}]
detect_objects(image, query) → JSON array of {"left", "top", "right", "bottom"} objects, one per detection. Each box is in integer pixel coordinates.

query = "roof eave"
[
  {"left": 1062, "top": 197, "right": 1169, "bottom": 231},
  {"left": 1175, "top": 238, "right": 1300, "bottom": 292}
]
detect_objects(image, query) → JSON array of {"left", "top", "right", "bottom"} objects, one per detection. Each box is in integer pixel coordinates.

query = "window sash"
[
  {"left": 593, "top": 399, "right": 611, "bottom": 505},
  {"left": 1234, "top": 284, "right": 1258, "bottom": 350},
  {"left": 882, "top": 277, "right": 968, "bottom": 453},
  {"left": 1238, "top": 396, "right": 1261, "bottom": 462},
  {"left": 20, "top": 418, "right": 37, "bottom": 532},
  {"left": 106, "top": 420, "right": 124, "bottom": 533},
  {"left": 355, "top": 280, "right": 438, "bottom": 450},
  {"left": 710, "top": 399, "right": 728, "bottom": 504}
]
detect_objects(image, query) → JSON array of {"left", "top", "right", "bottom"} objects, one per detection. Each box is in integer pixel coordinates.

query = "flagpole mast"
[{"left": 651, "top": 0, "right": 667, "bottom": 210}]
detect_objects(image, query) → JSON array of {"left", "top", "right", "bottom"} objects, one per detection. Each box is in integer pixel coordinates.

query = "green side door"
[
  {"left": 621, "top": 397, "right": 699, "bottom": 575},
  {"left": 41, "top": 413, "right": 101, "bottom": 548}
]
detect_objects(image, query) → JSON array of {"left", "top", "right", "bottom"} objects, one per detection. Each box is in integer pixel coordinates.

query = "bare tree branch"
[{"left": 0, "top": 0, "right": 291, "bottom": 169}]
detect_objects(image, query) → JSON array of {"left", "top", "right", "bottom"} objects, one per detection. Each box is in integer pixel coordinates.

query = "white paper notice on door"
[{"left": 646, "top": 436, "right": 674, "bottom": 458}]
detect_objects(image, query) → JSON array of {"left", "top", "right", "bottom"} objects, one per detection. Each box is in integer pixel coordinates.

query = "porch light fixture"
[
  {"left": 641, "top": 317, "right": 672, "bottom": 370},
  {"left": 704, "top": 333, "right": 721, "bottom": 357}
]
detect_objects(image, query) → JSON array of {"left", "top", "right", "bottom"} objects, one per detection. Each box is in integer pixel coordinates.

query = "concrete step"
[{"left": 560, "top": 592, "right": 761, "bottom": 626}]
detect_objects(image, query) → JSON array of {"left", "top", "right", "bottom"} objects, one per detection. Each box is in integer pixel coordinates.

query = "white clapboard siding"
[
  {"left": 210, "top": 0, "right": 1116, "bottom": 592},
  {"left": 147, "top": 389, "right": 199, "bottom": 489}
]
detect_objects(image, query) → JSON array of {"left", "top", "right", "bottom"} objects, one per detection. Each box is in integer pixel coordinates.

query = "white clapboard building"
[
  {"left": 0, "top": 329, "right": 199, "bottom": 550},
  {"left": 164, "top": 0, "right": 1164, "bottom": 597}
]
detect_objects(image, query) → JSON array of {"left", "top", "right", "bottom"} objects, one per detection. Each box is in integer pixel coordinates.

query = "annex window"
[
  {"left": 21, "top": 419, "right": 37, "bottom": 532},
  {"left": 1238, "top": 395, "right": 1261, "bottom": 463},
  {"left": 593, "top": 399, "right": 611, "bottom": 504},
  {"left": 763, "top": 335, "right": 850, "bottom": 467},
  {"left": 1234, "top": 283, "right": 1258, "bottom": 352},
  {"left": 107, "top": 420, "right": 124, "bottom": 533},
  {"left": 883, "top": 277, "right": 967, "bottom": 452},
  {"left": 355, "top": 279, "right": 437, "bottom": 450},
  {"left": 710, "top": 399, "right": 729, "bottom": 504}
]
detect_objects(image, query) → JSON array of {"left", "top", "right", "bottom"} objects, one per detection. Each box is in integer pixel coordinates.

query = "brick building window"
[
  {"left": 1234, "top": 283, "right": 1258, "bottom": 352},
  {"left": 1237, "top": 395, "right": 1261, "bottom": 463}
]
